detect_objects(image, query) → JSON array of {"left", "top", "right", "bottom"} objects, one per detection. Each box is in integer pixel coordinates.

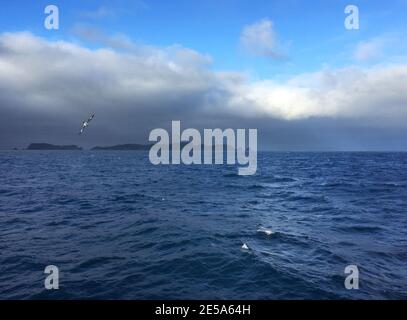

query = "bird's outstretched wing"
[
  {"left": 78, "top": 113, "right": 95, "bottom": 135},
  {"left": 88, "top": 113, "right": 95, "bottom": 122}
]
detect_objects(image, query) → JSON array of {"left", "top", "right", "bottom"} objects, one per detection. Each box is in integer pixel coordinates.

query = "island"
[
  {"left": 27, "top": 143, "right": 82, "bottom": 150},
  {"left": 91, "top": 143, "right": 235, "bottom": 151},
  {"left": 92, "top": 144, "right": 152, "bottom": 151}
]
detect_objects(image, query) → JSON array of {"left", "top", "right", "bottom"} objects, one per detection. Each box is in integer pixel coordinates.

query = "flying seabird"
[{"left": 79, "top": 113, "right": 95, "bottom": 135}]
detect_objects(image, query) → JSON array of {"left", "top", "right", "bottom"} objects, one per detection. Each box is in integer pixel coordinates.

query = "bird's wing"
[{"left": 88, "top": 114, "right": 95, "bottom": 122}]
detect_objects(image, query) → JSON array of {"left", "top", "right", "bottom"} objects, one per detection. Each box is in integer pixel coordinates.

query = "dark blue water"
[{"left": 0, "top": 151, "right": 406, "bottom": 299}]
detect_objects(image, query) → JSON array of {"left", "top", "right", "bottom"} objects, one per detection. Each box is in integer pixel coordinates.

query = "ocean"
[{"left": 0, "top": 151, "right": 406, "bottom": 299}]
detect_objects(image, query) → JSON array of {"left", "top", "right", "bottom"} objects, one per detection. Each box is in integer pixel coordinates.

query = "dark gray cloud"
[{"left": 0, "top": 32, "right": 406, "bottom": 150}]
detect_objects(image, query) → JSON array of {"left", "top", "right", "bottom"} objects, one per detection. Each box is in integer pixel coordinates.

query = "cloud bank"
[{"left": 0, "top": 32, "right": 406, "bottom": 149}]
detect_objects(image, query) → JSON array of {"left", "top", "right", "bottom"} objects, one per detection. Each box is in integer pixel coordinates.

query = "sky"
[{"left": 0, "top": 0, "right": 407, "bottom": 150}]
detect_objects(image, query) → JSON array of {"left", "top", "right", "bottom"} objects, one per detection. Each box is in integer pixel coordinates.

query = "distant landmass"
[
  {"left": 92, "top": 143, "right": 237, "bottom": 151},
  {"left": 27, "top": 143, "right": 82, "bottom": 150},
  {"left": 24, "top": 143, "right": 239, "bottom": 151},
  {"left": 92, "top": 144, "right": 152, "bottom": 150}
]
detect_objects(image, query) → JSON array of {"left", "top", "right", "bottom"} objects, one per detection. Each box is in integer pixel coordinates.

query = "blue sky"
[{"left": 1, "top": 0, "right": 406, "bottom": 79}]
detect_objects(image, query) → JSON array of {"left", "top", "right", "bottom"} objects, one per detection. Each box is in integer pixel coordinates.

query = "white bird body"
[{"left": 241, "top": 243, "right": 249, "bottom": 250}]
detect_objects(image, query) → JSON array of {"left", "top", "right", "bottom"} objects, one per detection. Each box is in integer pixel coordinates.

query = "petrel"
[{"left": 79, "top": 113, "right": 95, "bottom": 135}]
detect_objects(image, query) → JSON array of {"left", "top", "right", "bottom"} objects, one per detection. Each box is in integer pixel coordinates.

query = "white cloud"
[
  {"left": 240, "top": 19, "right": 285, "bottom": 59},
  {"left": 78, "top": 1, "right": 149, "bottom": 19},
  {"left": 79, "top": 6, "right": 113, "bottom": 19},
  {"left": 353, "top": 37, "right": 391, "bottom": 62},
  {"left": 227, "top": 66, "right": 407, "bottom": 120}
]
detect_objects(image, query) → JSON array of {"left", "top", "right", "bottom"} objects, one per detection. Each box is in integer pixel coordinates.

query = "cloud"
[
  {"left": 240, "top": 19, "right": 286, "bottom": 59},
  {"left": 80, "top": 6, "right": 112, "bottom": 19},
  {"left": 77, "top": 1, "right": 149, "bottom": 19},
  {"left": 0, "top": 32, "right": 216, "bottom": 112},
  {"left": 227, "top": 66, "right": 407, "bottom": 121},
  {"left": 353, "top": 37, "right": 392, "bottom": 62},
  {"left": 0, "top": 32, "right": 406, "bottom": 149},
  {"left": 72, "top": 25, "right": 139, "bottom": 51}
]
